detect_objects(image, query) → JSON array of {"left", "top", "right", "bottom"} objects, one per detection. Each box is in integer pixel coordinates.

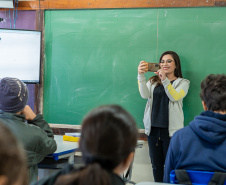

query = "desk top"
[
  {"left": 54, "top": 135, "right": 79, "bottom": 153},
  {"left": 50, "top": 136, "right": 143, "bottom": 161},
  {"left": 49, "top": 135, "right": 79, "bottom": 159}
]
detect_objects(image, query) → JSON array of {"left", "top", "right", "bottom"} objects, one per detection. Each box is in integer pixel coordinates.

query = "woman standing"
[{"left": 137, "top": 51, "right": 190, "bottom": 182}]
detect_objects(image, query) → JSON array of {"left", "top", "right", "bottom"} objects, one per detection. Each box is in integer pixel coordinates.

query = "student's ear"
[
  {"left": 202, "top": 101, "right": 208, "bottom": 111},
  {"left": 124, "top": 152, "right": 135, "bottom": 169},
  {"left": 113, "top": 152, "right": 135, "bottom": 176},
  {"left": 0, "top": 176, "right": 8, "bottom": 185}
]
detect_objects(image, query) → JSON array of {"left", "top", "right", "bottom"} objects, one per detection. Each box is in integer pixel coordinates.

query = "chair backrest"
[{"left": 170, "top": 170, "right": 226, "bottom": 185}]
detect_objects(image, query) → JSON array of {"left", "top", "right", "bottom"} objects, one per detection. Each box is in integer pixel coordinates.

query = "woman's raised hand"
[
  {"left": 138, "top": 61, "right": 148, "bottom": 74},
  {"left": 154, "top": 69, "right": 166, "bottom": 81}
]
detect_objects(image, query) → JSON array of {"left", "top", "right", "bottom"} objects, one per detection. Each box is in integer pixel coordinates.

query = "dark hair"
[
  {"left": 54, "top": 105, "right": 138, "bottom": 185},
  {"left": 200, "top": 74, "right": 226, "bottom": 112},
  {"left": 149, "top": 51, "right": 183, "bottom": 86},
  {"left": 0, "top": 122, "right": 28, "bottom": 185}
]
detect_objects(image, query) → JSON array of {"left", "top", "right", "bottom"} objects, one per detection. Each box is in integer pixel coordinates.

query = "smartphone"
[{"left": 148, "top": 63, "right": 160, "bottom": 72}]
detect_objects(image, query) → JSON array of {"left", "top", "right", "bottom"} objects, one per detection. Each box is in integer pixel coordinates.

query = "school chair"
[{"left": 170, "top": 169, "right": 226, "bottom": 185}]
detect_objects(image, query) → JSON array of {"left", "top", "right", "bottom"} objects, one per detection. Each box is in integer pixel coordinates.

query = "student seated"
[
  {"left": 0, "top": 121, "right": 28, "bottom": 185},
  {"left": 0, "top": 77, "right": 57, "bottom": 183},
  {"left": 164, "top": 74, "right": 226, "bottom": 183},
  {"left": 31, "top": 105, "right": 138, "bottom": 185}
]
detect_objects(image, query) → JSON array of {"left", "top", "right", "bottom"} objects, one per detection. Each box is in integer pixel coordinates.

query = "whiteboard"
[{"left": 0, "top": 29, "right": 41, "bottom": 83}]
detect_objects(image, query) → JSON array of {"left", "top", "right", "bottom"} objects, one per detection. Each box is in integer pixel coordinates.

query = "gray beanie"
[{"left": 0, "top": 77, "right": 29, "bottom": 113}]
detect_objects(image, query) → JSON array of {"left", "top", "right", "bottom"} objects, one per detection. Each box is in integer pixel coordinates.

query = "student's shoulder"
[
  {"left": 172, "top": 125, "right": 192, "bottom": 140},
  {"left": 31, "top": 164, "right": 76, "bottom": 185},
  {"left": 110, "top": 172, "right": 125, "bottom": 185},
  {"left": 25, "top": 119, "right": 50, "bottom": 138}
]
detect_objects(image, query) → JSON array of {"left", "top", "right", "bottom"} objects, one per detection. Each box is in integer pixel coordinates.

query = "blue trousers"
[{"left": 147, "top": 127, "right": 171, "bottom": 182}]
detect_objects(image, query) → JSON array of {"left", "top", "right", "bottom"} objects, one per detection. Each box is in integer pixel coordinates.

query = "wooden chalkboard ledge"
[{"left": 49, "top": 124, "right": 147, "bottom": 141}]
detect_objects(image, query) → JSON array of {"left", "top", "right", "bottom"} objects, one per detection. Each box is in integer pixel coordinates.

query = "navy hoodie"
[{"left": 163, "top": 111, "right": 226, "bottom": 183}]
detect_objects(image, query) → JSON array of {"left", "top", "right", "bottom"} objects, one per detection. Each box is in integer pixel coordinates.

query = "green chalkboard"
[{"left": 44, "top": 8, "right": 226, "bottom": 128}]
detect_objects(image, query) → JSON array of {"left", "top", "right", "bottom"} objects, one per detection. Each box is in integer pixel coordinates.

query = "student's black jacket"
[{"left": 30, "top": 164, "right": 125, "bottom": 185}]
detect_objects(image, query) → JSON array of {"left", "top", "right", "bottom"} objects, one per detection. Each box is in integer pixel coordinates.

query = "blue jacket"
[{"left": 163, "top": 111, "right": 226, "bottom": 183}]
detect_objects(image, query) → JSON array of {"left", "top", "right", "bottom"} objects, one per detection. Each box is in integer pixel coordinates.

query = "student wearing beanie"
[{"left": 0, "top": 77, "right": 57, "bottom": 183}]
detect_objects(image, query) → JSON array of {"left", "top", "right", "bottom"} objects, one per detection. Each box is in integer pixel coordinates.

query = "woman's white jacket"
[{"left": 137, "top": 73, "right": 190, "bottom": 136}]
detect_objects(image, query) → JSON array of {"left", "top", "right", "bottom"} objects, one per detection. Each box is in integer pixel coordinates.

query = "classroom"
[{"left": 0, "top": 0, "right": 226, "bottom": 184}]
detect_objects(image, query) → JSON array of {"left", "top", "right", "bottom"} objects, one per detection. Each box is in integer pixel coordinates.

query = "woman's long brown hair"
[{"left": 148, "top": 51, "right": 183, "bottom": 86}]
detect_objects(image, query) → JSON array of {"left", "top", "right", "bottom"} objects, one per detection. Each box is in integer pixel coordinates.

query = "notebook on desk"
[{"left": 65, "top": 132, "right": 81, "bottom": 137}]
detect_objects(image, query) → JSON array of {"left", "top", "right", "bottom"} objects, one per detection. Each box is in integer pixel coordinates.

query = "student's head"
[
  {"left": 0, "top": 122, "right": 28, "bottom": 185},
  {"left": 159, "top": 51, "right": 183, "bottom": 78},
  {"left": 200, "top": 74, "right": 226, "bottom": 112},
  {"left": 0, "top": 77, "right": 28, "bottom": 113},
  {"left": 55, "top": 105, "right": 138, "bottom": 185}
]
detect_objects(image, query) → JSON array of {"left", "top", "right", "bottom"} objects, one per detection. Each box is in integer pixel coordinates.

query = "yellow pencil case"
[{"left": 63, "top": 135, "right": 80, "bottom": 142}]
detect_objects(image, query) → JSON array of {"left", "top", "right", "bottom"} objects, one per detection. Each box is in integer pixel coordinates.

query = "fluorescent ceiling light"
[{"left": 0, "top": 0, "right": 14, "bottom": 8}]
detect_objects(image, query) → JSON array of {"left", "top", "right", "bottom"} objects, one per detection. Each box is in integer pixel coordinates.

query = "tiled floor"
[{"left": 129, "top": 141, "right": 154, "bottom": 184}]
